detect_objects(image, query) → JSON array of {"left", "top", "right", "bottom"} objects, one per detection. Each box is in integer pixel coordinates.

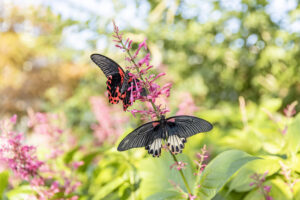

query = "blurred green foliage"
[{"left": 1, "top": 0, "right": 300, "bottom": 199}]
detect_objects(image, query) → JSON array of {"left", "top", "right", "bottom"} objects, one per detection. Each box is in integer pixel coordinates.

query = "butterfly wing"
[
  {"left": 106, "top": 73, "right": 123, "bottom": 104},
  {"left": 117, "top": 120, "right": 162, "bottom": 151},
  {"left": 90, "top": 54, "right": 125, "bottom": 78},
  {"left": 91, "top": 54, "right": 126, "bottom": 104},
  {"left": 166, "top": 115, "right": 213, "bottom": 138}
]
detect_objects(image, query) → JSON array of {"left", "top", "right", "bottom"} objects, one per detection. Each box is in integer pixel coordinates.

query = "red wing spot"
[
  {"left": 167, "top": 118, "right": 176, "bottom": 123},
  {"left": 152, "top": 122, "right": 160, "bottom": 127},
  {"left": 118, "top": 67, "right": 125, "bottom": 84}
]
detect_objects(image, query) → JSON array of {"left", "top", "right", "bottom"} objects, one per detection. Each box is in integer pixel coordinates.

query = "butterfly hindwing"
[
  {"left": 117, "top": 120, "right": 162, "bottom": 151},
  {"left": 106, "top": 73, "right": 123, "bottom": 104},
  {"left": 166, "top": 115, "right": 213, "bottom": 138}
]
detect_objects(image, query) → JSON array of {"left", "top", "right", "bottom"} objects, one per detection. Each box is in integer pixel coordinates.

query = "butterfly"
[
  {"left": 90, "top": 54, "right": 140, "bottom": 111},
  {"left": 117, "top": 115, "right": 213, "bottom": 157}
]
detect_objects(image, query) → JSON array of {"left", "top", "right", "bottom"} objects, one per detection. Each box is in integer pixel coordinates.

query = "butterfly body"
[
  {"left": 90, "top": 54, "right": 136, "bottom": 110},
  {"left": 117, "top": 115, "right": 213, "bottom": 157}
]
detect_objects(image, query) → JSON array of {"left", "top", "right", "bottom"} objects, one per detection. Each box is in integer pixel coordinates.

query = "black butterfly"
[
  {"left": 90, "top": 54, "right": 137, "bottom": 111},
  {"left": 117, "top": 115, "right": 213, "bottom": 157}
]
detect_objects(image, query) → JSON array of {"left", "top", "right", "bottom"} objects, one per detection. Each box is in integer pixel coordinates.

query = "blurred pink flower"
[
  {"left": 194, "top": 145, "right": 209, "bottom": 176},
  {"left": 250, "top": 171, "right": 272, "bottom": 199},
  {"left": 72, "top": 161, "right": 84, "bottom": 169},
  {"left": 280, "top": 161, "right": 300, "bottom": 192},
  {"left": 0, "top": 118, "right": 43, "bottom": 182},
  {"left": 189, "top": 194, "right": 197, "bottom": 200},
  {"left": 90, "top": 96, "right": 128, "bottom": 144},
  {"left": 176, "top": 92, "right": 198, "bottom": 116},
  {"left": 1, "top": 114, "right": 82, "bottom": 200},
  {"left": 283, "top": 101, "right": 297, "bottom": 118}
]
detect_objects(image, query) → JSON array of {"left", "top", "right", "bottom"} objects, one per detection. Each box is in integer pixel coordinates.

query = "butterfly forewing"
[
  {"left": 117, "top": 121, "right": 160, "bottom": 151},
  {"left": 166, "top": 115, "right": 213, "bottom": 138},
  {"left": 90, "top": 54, "right": 125, "bottom": 78}
]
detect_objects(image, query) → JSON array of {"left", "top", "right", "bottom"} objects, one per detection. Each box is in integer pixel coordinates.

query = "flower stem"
[
  {"left": 117, "top": 33, "right": 193, "bottom": 198},
  {"left": 120, "top": 40, "right": 160, "bottom": 119},
  {"left": 170, "top": 152, "right": 192, "bottom": 195}
]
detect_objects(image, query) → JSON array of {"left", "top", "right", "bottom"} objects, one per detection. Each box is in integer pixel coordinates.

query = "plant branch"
[
  {"left": 170, "top": 153, "right": 192, "bottom": 196},
  {"left": 116, "top": 31, "right": 194, "bottom": 198}
]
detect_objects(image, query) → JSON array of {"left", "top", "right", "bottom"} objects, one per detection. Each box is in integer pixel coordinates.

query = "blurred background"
[{"left": 1, "top": 0, "right": 300, "bottom": 199}]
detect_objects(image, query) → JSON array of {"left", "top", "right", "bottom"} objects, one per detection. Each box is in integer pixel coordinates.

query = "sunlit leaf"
[
  {"left": 0, "top": 171, "right": 9, "bottom": 198},
  {"left": 138, "top": 153, "right": 195, "bottom": 199},
  {"left": 228, "top": 157, "right": 281, "bottom": 192},
  {"left": 197, "top": 150, "right": 259, "bottom": 199}
]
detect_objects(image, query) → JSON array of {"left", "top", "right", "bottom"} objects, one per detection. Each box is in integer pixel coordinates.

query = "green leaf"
[
  {"left": 6, "top": 185, "right": 35, "bottom": 200},
  {"left": 284, "top": 114, "right": 300, "bottom": 156},
  {"left": 244, "top": 179, "right": 293, "bottom": 200},
  {"left": 0, "top": 171, "right": 9, "bottom": 198},
  {"left": 197, "top": 149, "right": 259, "bottom": 200},
  {"left": 243, "top": 188, "right": 264, "bottom": 200},
  {"left": 268, "top": 179, "right": 293, "bottom": 200},
  {"left": 138, "top": 152, "right": 195, "bottom": 199},
  {"left": 92, "top": 177, "right": 126, "bottom": 200},
  {"left": 63, "top": 146, "right": 80, "bottom": 164},
  {"left": 146, "top": 190, "right": 183, "bottom": 200},
  {"left": 228, "top": 157, "right": 281, "bottom": 192}
]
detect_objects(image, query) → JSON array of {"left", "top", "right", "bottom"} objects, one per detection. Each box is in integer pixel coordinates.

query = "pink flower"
[
  {"left": 280, "top": 161, "right": 299, "bottom": 192},
  {"left": 90, "top": 96, "right": 128, "bottom": 144},
  {"left": 133, "top": 38, "right": 147, "bottom": 58},
  {"left": 10, "top": 114, "right": 17, "bottom": 124},
  {"left": 72, "top": 161, "right": 84, "bottom": 169},
  {"left": 264, "top": 185, "right": 271, "bottom": 193},
  {"left": 250, "top": 171, "right": 272, "bottom": 199},
  {"left": 194, "top": 145, "right": 209, "bottom": 176},
  {"left": 0, "top": 130, "right": 43, "bottom": 181},
  {"left": 283, "top": 101, "right": 297, "bottom": 118},
  {"left": 170, "top": 161, "right": 187, "bottom": 171},
  {"left": 1, "top": 114, "right": 82, "bottom": 200},
  {"left": 189, "top": 194, "right": 197, "bottom": 200},
  {"left": 138, "top": 53, "right": 151, "bottom": 67},
  {"left": 112, "top": 25, "right": 172, "bottom": 118},
  {"left": 176, "top": 92, "right": 198, "bottom": 115}
]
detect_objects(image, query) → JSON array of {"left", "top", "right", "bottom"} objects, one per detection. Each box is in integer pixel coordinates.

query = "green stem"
[
  {"left": 118, "top": 35, "right": 193, "bottom": 198},
  {"left": 170, "top": 152, "right": 192, "bottom": 196}
]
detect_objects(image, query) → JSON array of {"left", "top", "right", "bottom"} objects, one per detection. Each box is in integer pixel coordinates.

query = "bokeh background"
[{"left": 1, "top": 0, "right": 300, "bottom": 199}]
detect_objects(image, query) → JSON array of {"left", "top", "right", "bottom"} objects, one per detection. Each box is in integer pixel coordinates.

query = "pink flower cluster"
[
  {"left": 27, "top": 109, "right": 66, "bottom": 158},
  {"left": 0, "top": 114, "right": 82, "bottom": 200},
  {"left": 176, "top": 92, "right": 198, "bottom": 116},
  {"left": 249, "top": 171, "right": 273, "bottom": 200},
  {"left": 112, "top": 21, "right": 172, "bottom": 119},
  {"left": 279, "top": 161, "right": 300, "bottom": 192},
  {"left": 194, "top": 145, "right": 209, "bottom": 176},
  {"left": 283, "top": 101, "right": 297, "bottom": 118},
  {"left": 263, "top": 101, "right": 298, "bottom": 135},
  {"left": 0, "top": 115, "right": 43, "bottom": 182},
  {"left": 27, "top": 109, "right": 63, "bottom": 136},
  {"left": 90, "top": 96, "right": 129, "bottom": 144}
]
